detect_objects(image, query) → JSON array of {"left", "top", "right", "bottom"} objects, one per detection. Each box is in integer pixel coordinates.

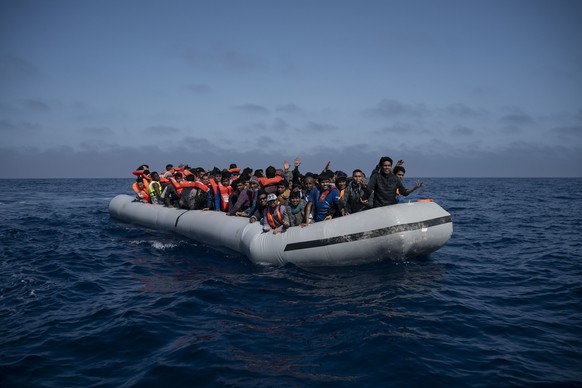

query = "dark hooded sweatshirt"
[{"left": 367, "top": 170, "right": 407, "bottom": 207}]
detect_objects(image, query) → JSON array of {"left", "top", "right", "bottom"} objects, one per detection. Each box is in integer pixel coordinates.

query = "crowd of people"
[{"left": 131, "top": 157, "right": 423, "bottom": 234}]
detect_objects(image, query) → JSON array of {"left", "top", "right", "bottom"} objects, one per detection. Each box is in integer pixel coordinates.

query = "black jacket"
[{"left": 367, "top": 170, "right": 406, "bottom": 207}]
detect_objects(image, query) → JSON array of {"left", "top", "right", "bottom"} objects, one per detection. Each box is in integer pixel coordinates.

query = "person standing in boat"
[{"left": 367, "top": 156, "right": 423, "bottom": 207}]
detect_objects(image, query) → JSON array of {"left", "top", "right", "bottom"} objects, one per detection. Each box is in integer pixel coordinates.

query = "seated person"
[
  {"left": 313, "top": 172, "right": 340, "bottom": 222},
  {"left": 261, "top": 193, "right": 289, "bottom": 234},
  {"left": 285, "top": 191, "right": 307, "bottom": 227},
  {"left": 340, "top": 169, "right": 371, "bottom": 215}
]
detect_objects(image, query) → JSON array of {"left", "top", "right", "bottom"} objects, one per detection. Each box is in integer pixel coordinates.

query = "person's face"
[
  {"left": 352, "top": 172, "right": 365, "bottom": 185},
  {"left": 258, "top": 194, "right": 268, "bottom": 206},
  {"left": 320, "top": 179, "right": 330, "bottom": 190},
  {"left": 221, "top": 178, "right": 230, "bottom": 186},
  {"left": 137, "top": 182, "right": 145, "bottom": 189},
  {"left": 382, "top": 161, "right": 392, "bottom": 174},
  {"left": 277, "top": 184, "right": 286, "bottom": 194},
  {"left": 250, "top": 181, "right": 259, "bottom": 190},
  {"left": 236, "top": 182, "right": 244, "bottom": 191},
  {"left": 290, "top": 197, "right": 300, "bottom": 206},
  {"left": 337, "top": 180, "right": 347, "bottom": 190},
  {"left": 201, "top": 175, "right": 209, "bottom": 184},
  {"left": 396, "top": 171, "right": 405, "bottom": 180},
  {"left": 304, "top": 178, "right": 314, "bottom": 191},
  {"left": 268, "top": 200, "right": 278, "bottom": 208}
]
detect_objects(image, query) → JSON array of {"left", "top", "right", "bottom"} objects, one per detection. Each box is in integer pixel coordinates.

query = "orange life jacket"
[
  {"left": 132, "top": 181, "right": 151, "bottom": 203},
  {"left": 266, "top": 205, "right": 284, "bottom": 229},
  {"left": 217, "top": 185, "right": 232, "bottom": 212}
]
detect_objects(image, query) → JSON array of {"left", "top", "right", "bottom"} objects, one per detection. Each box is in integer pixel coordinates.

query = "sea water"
[{"left": 1, "top": 178, "right": 581, "bottom": 387}]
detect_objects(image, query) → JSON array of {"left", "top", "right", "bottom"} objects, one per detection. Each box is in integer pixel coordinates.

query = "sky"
[{"left": 1, "top": 0, "right": 581, "bottom": 178}]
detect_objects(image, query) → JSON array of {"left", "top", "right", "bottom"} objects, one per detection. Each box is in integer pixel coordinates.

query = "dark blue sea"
[{"left": 1, "top": 178, "right": 581, "bottom": 387}]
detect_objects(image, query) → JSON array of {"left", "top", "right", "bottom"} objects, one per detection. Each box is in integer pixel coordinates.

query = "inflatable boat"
[{"left": 109, "top": 194, "right": 452, "bottom": 267}]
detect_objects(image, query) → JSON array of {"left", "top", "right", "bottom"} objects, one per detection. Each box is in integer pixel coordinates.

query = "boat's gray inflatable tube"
[{"left": 109, "top": 194, "right": 453, "bottom": 267}]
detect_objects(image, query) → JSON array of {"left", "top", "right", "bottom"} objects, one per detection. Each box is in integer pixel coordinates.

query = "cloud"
[
  {"left": 445, "top": 103, "right": 486, "bottom": 118},
  {"left": 1, "top": 139, "right": 581, "bottom": 179},
  {"left": 143, "top": 125, "right": 181, "bottom": 136},
  {"left": 0, "top": 55, "right": 44, "bottom": 82},
  {"left": 463, "top": 86, "right": 496, "bottom": 99},
  {"left": 363, "top": 99, "right": 429, "bottom": 118},
  {"left": 373, "top": 122, "right": 415, "bottom": 135},
  {"left": 0, "top": 102, "right": 15, "bottom": 114},
  {"left": 81, "top": 126, "right": 115, "bottom": 136},
  {"left": 499, "top": 125, "right": 522, "bottom": 135},
  {"left": 257, "top": 135, "right": 277, "bottom": 146},
  {"left": 183, "top": 47, "right": 268, "bottom": 72},
  {"left": 500, "top": 113, "right": 535, "bottom": 125},
  {"left": 184, "top": 83, "right": 212, "bottom": 94},
  {"left": 20, "top": 99, "right": 52, "bottom": 112},
  {"left": 180, "top": 136, "right": 222, "bottom": 152},
  {"left": 0, "top": 120, "right": 42, "bottom": 133},
  {"left": 276, "top": 103, "right": 305, "bottom": 115},
  {"left": 550, "top": 125, "right": 582, "bottom": 137},
  {"left": 450, "top": 126, "right": 476, "bottom": 136},
  {"left": 239, "top": 117, "right": 290, "bottom": 133},
  {"left": 300, "top": 121, "right": 338, "bottom": 133},
  {"left": 233, "top": 103, "right": 270, "bottom": 115}
]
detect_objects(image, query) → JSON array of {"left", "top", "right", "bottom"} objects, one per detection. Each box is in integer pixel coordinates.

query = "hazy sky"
[{"left": 1, "top": 0, "right": 581, "bottom": 178}]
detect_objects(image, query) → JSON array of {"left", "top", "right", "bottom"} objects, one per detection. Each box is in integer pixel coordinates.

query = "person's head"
[
  {"left": 137, "top": 164, "right": 149, "bottom": 171},
  {"left": 232, "top": 179, "right": 244, "bottom": 192},
  {"left": 335, "top": 176, "right": 347, "bottom": 190},
  {"left": 221, "top": 172, "right": 230, "bottom": 186},
  {"left": 201, "top": 174, "right": 210, "bottom": 185},
  {"left": 289, "top": 191, "right": 301, "bottom": 206},
  {"left": 185, "top": 174, "right": 195, "bottom": 182},
  {"left": 257, "top": 190, "right": 268, "bottom": 207},
  {"left": 229, "top": 163, "right": 238, "bottom": 169},
  {"left": 352, "top": 169, "right": 366, "bottom": 185},
  {"left": 319, "top": 174, "right": 332, "bottom": 191},
  {"left": 377, "top": 156, "right": 393, "bottom": 175},
  {"left": 393, "top": 165, "right": 406, "bottom": 180},
  {"left": 165, "top": 164, "right": 173, "bottom": 171},
  {"left": 174, "top": 172, "right": 183, "bottom": 181},
  {"left": 211, "top": 168, "right": 221, "bottom": 180},
  {"left": 136, "top": 176, "right": 145, "bottom": 189},
  {"left": 265, "top": 166, "right": 276, "bottom": 178},
  {"left": 254, "top": 169, "right": 264, "bottom": 178},
  {"left": 303, "top": 176, "right": 315, "bottom": 191},
  {"left": 277, "top": 180, "right": 288, "bottom": 194},
  {"left": 249, "top": 176, "right": 260, "bottom": 190},
  {"left": 188, "top": 168, "right": 199, "bottom": 178},
  {"left": 292, "top": 183, "right": 302, "bottom": 194},
  {"left": 266, "top": 193, "right": 278, "bottom": 208},
  {"left": 151, "top": 171, "right": 160, "bottom": 181}
]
